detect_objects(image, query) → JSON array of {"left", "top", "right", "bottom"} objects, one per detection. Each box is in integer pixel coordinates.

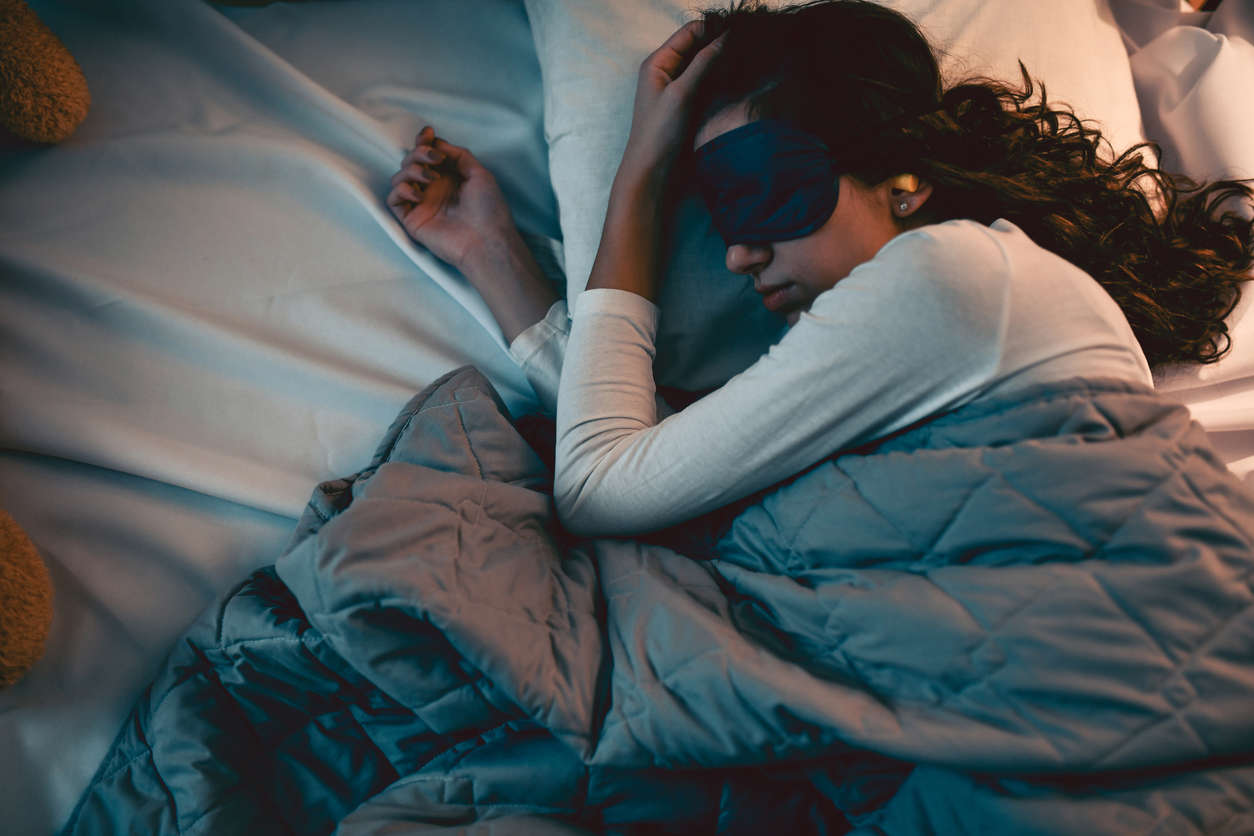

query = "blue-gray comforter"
[{"left": 65, "top": 366, "right": 1254, "bottom": 834}]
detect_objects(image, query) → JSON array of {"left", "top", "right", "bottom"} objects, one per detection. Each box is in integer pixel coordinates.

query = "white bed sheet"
[
  {"left": 0, "top": 1, "right": 558, "bottom": 832},
  {"left": 1113, "top": 0, "right": 1254, "bottom": 483}
]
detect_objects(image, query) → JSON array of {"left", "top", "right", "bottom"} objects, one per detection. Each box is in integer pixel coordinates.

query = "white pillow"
[
  {"left": 523, "top": 0, "right": 1149, "bottom": 390},
  {"left": 1130, "top": 24, "right": 1254, "bottom": 394}
]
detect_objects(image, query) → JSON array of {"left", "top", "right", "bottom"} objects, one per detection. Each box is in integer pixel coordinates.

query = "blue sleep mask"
[{"left": 692, "top": 118, "right": 839, "bottom": 246}]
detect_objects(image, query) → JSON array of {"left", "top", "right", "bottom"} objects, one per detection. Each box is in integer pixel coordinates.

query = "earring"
[{"left": 899, "top": 201, "right": 909, "bottom": 213}]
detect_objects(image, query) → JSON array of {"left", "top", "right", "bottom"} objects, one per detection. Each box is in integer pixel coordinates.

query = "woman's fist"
[{"left": 386, "top": 126, "right": 517, "bottom": 272}]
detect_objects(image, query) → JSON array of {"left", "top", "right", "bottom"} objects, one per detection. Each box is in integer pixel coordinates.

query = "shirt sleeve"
[
  {"left": 508, "top": 299, "right": 679, "bottom": 422},
  {"left": 508, "top": 299, "right": 571, "bottom": 417},
  {"left": 553, "top": 225, "right": 1010, "bottom": 537}
]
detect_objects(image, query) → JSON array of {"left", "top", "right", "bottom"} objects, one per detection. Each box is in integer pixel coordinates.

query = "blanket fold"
[
  {"left": 276, "top": 367, "right": 607, "bottom": 757},
  {"left": 64, "top": 366, "right": 1254, "bottom": 835}
]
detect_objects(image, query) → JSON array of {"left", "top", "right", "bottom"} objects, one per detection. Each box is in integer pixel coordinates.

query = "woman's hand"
[
  {"left": 388, "top": 126, "right": 558, "bottom": 344},
  {"left": 581, "top": 21, "right": 724, "bottom": 302},
  {"left": 386, "top": 126, "right": 518, "bottom": 273},
  {"left": 619, "top": 20, "right": 726, "bottom": 186}
]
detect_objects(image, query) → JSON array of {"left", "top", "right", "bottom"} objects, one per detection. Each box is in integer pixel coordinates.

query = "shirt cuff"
[
  {"left": 508, "top": 299, "right": 570, "bottom": 416},
  {"left": 571, "top": 288, "right": 661, "bottom": 333}
]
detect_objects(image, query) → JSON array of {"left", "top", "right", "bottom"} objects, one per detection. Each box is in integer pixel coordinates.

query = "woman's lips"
[{"left": 760, "top": 283, "right": 794, "bottom": 312}]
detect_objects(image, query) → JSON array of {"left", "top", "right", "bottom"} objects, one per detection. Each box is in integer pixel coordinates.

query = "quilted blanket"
[{"left": 64, "top": 366, "right": 1254, "bottom": 834}]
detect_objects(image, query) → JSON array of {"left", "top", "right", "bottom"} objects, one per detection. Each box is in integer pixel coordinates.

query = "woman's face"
[{"left": 693, "top": 103, "right": 921, "bottom": 325}]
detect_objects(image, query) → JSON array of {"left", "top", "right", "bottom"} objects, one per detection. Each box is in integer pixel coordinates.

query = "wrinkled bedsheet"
[
  {"left": 64, "top": 367, "right": 1254, "bottom": 834},
  {"left": 0, "top": 3, "right": 560, "bottom": 831}
]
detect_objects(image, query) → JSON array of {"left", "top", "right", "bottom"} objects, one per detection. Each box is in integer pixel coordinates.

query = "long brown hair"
[{"left": 689, "top": 0, "right": 1254, "bottom": 369}]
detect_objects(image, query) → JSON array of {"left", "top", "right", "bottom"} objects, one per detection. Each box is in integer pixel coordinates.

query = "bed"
[{"left": 1, "top": 0, "right": 1251, "bottom": 833}]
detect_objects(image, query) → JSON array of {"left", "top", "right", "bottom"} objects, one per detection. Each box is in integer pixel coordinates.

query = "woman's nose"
[{"left": 725, "top": 242, "right": 772, "bottom": 275}]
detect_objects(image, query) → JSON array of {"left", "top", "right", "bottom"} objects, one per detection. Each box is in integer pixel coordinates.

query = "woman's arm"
[
  {"left": 386, "top": 126, "right": 677, "bottom": 419},
  {"left": 554, "top": 228, "right": 1006, "bottom": 537},
  {"left": 584, "top": 168, "right": 668, "bottom": 302},
  {"left": 463, "top": 230, "right": 570, "bottom": 417},
  {"left": 461, "top": 230, "right": 559, "bottom": 344},
  {"left": 387, "top": 126, "right": 564, "bottom": 411},
  {"left": 584, "top": 21, "right": 726, "bottom": 301}
]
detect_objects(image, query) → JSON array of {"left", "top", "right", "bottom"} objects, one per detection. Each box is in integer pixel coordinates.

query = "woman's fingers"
[
  {"left": 643, "top": 19, "right": 719, "bottom": 82},
  {"left": 412, "top": 126, "right": 452, "bottom": 163},
  {"left": 387, "top": 178, "right": 419, "bottom": 203},
  {"left": 428, "top": 136, "right": 482, "bottom": 180},
  {"left": 646, "top": 19, "right": 703, "bottom": 76},
  {"left": 399, "top": 127, "right": 447, "bottom": 187},
  {"left": 390, "top": 127, "right": 449, "bottom": 226},
  {"left": 671, "top": 30, "right": 726, "bottom": 95},
  {"left": 385, "top": 183, "right": 411, "bottom": 217},
  {"left": 390, "top": 162, "right": 440, "bottom": 189},
  {"left": 402, "top": 144, "right": 446, "bottom": 168}
]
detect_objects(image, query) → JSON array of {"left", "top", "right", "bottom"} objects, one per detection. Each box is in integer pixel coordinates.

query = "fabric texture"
[
  {"left": 550, "top": 219, "right": 1154, "bottom": 536},
  {"left": 64, "top": 365, "right": 1254, "bottom": 835}
]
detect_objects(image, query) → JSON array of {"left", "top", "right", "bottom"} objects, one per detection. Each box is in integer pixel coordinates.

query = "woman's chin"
[{"left": 785, "top": 310, "right": 801, "bottom": 326}]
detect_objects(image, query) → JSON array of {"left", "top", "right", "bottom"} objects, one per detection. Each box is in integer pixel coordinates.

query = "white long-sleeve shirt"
[{"left": 507, "top": 218, "right": 1153, "bottom": 537}]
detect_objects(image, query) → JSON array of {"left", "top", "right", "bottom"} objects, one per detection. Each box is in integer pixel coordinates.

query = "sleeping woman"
[{"left": 385, "top": 0, "right": 1254, "bottom": 539}]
